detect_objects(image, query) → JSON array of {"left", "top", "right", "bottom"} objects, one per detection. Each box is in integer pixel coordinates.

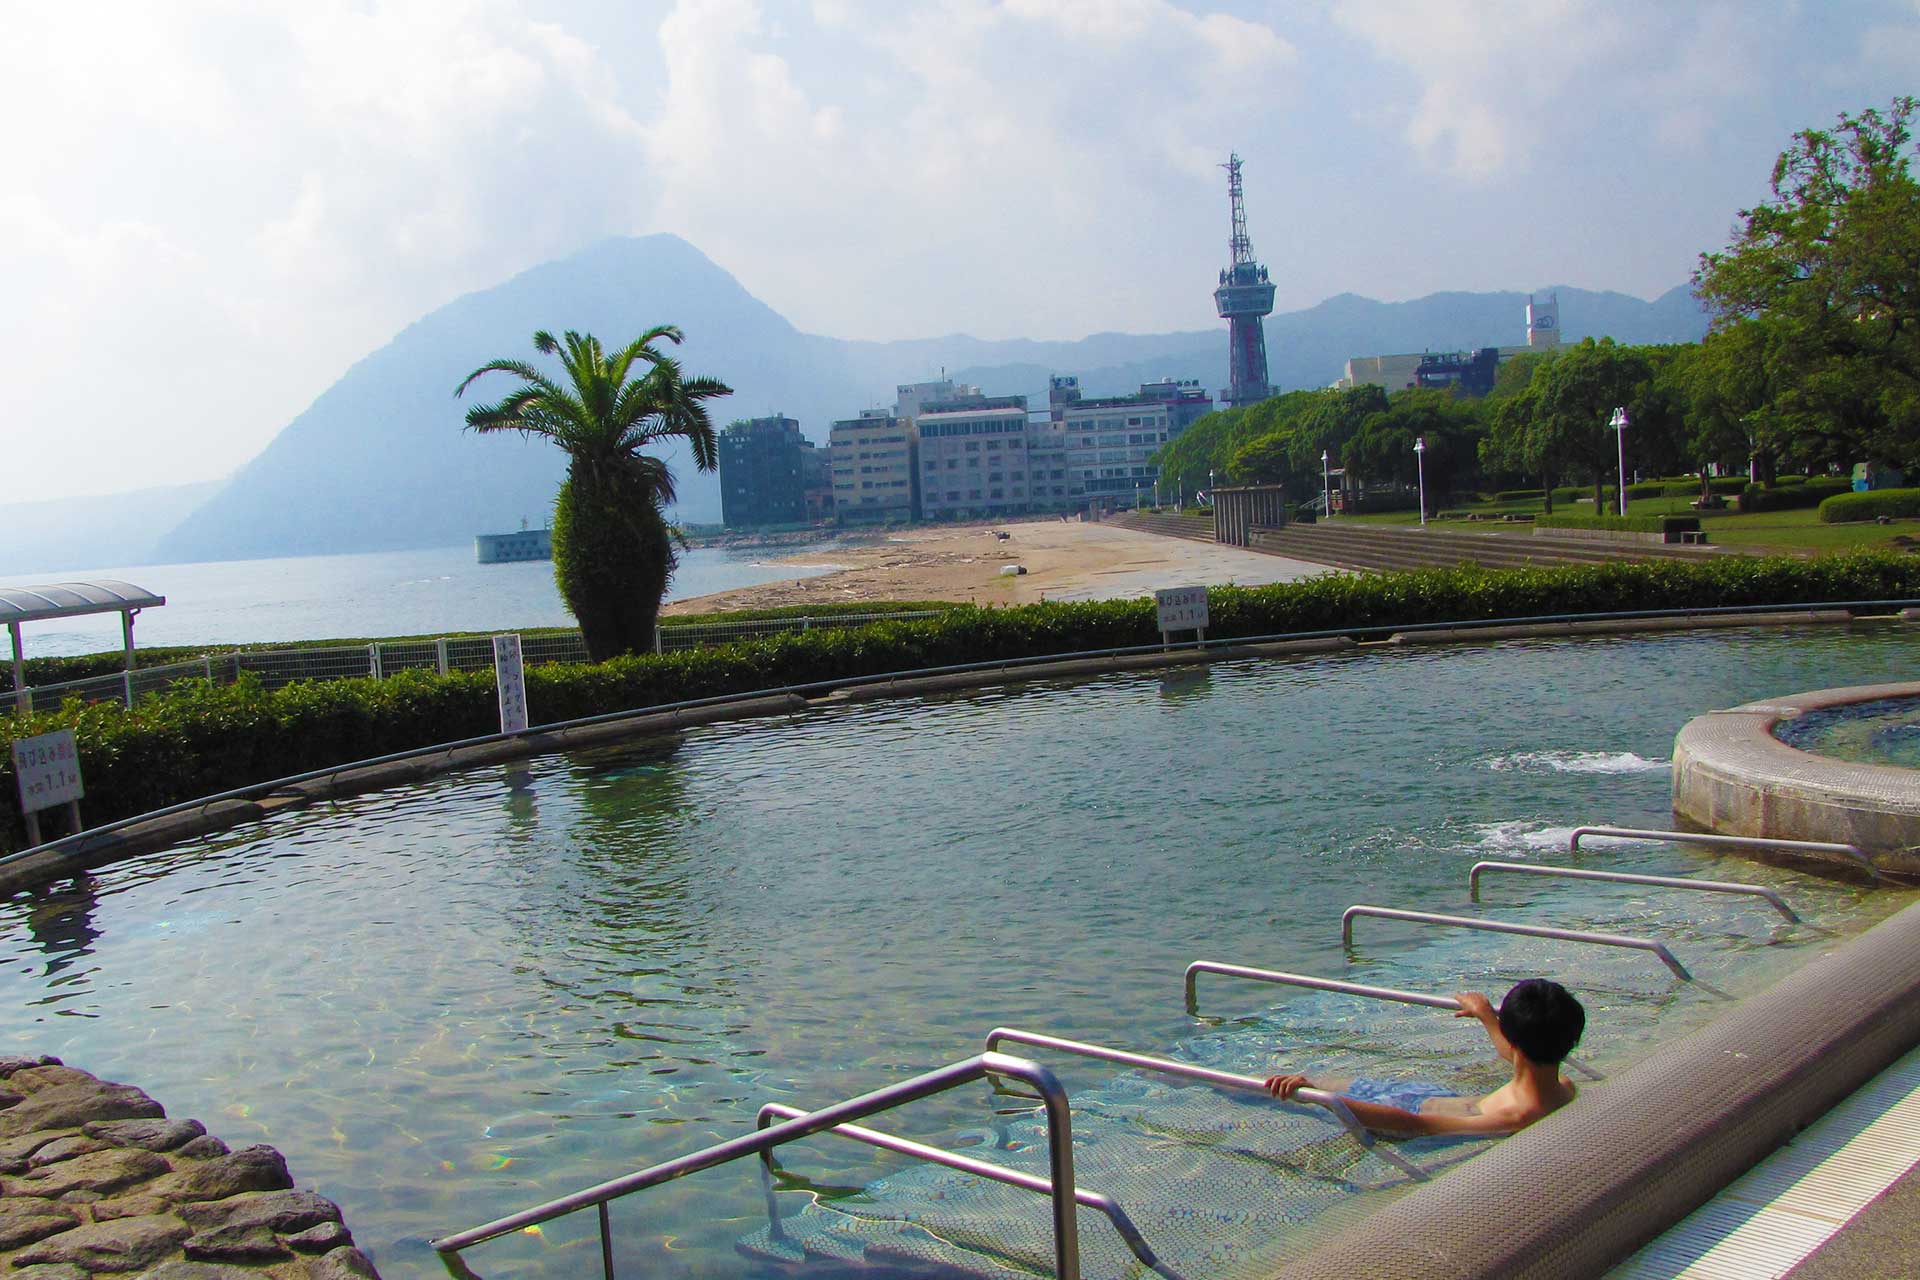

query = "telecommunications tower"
[{"left": 1213, "top": 153, "right": 1276, "bottom": 408}]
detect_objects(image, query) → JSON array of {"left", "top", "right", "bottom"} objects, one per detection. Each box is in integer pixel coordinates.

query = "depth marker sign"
[
  {"left": 493, "top": 635, "right": 529, "bottom": 734},
  {"left": 1155, "top": 586, "right": 1209, "bottom": 647},
  {"left": 11, "top": 728, "right": 84, "bottom": 849}
]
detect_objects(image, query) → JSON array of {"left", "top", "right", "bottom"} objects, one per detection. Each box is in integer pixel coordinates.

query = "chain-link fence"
[{"left": 9, "top": 612, "right": 942, "bottom": 713}]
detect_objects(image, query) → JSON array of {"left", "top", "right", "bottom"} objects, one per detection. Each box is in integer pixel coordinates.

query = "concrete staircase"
[
  {"left": 1105, "top": 511, "right": 1216, "bottom": 544},
  {"left": 1243, "top": 522, "right": 1732, "bottom": 574}
]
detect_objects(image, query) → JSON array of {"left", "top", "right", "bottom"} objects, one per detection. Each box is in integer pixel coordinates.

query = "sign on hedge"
[
  {"left": 493, "top": 635, "right": 528, "bottom": 734},
  {"left": 1155, "top": 586, "right": 1209, "bottom": 644},
  {"left": 12, "top": 729, "right": 83, "bottom": 814}
]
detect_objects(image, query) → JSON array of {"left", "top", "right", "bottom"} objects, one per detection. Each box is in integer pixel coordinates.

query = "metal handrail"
[
  {"left": 431, "top": 1052, "right": 1078, "bottom": 1280},
  {"left": 1568, "top": 826, "right": 1879, "bottom": 883},
  {"left": 1182, "top": 963, "right": 1603, "bottom": 1081},
  {"left": 1469, "top": 860, "right": 1799, "bottom": 922},
  {"left": 754, "top": 1102, "right": 1188, "bottom": 1280},
  {"left": 1341, "top": 905, "right": 1694, "bottom": 982},
  {"left": 984, "top": 1027, "right": 1427, "bottom": 1181}
]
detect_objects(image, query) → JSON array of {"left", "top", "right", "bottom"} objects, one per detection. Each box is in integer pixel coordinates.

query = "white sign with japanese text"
[
  {"left": 12, "top": 729, "right": 84, "bottom": 814},
  {"left": 1155, "top": 586, "right": 1210, "bottom": 633},
  {"left": 493, "top": 634, "right": 528, "bottom": 734}
]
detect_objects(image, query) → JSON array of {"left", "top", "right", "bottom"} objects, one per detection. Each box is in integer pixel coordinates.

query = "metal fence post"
[
  {"left": 436, "top": 638, "right": 449, "bottom": 676},
  {"left": 203, "top": 656, "right": 213, "bottom": 682},
  {"left": 368, "top": 644, "right": 382, "bottom": 680},
  {"left": 121, "top": 671, "right": 133, "bottom": 709}
]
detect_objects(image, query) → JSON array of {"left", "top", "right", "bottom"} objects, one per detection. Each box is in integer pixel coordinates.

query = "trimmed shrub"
[
  {"left": 8, "top": 553, "right": 1920, "bottom": 853},
  {"left": 1739, "top": 479, "right": 1850, "bottom": 513},
  {"left": 1535, "top": 514, "right": 1702, "bottom": 535},
  {"left": 1492, "top": 489, "right": 1545, "bottom": 502},
  {"left": 1819, "top": 488, "right": 1920, "bottom": 523}
]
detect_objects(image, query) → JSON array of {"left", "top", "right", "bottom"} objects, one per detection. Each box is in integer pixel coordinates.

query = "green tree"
[
  {"left": 1694, "top": 97, "right": 1920, "bottom": 471},
  {"left": 1343, "top": 389, "right": 1482, "bottom": 500},
  {"left": 1533, "top": 338, "right": 1656, "bottom": 510},
  {"left": 458, "top": 328, "right": 732, "bottom": 661}
]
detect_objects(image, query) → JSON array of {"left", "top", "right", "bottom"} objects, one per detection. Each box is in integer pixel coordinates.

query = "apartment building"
[
  {"left": 829, "top": 410, "right": 917, "bottom": 523},
  {"left": 717, "top": 415, "right": 812, "bottom": 528},
  {"left": 914, "top": 405, "right": 1032, "bottom": 521}
]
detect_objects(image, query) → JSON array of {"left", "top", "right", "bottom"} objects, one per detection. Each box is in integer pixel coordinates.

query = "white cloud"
[
  {"left": 645, "top": 0, "right": 1298, "bottom": 339},
  {"left": 0, "top": 0, "right": 649, "bottom": 497}
]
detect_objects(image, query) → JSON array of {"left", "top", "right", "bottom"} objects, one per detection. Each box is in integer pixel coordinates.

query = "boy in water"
[{"left": 1264, "top": 978, "right": 1584, "bottom": 1137}]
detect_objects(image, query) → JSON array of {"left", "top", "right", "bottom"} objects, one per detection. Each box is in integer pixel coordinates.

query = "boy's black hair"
[{"left": 1498, "top": 979, "right": 1585, "bottom": 1065}]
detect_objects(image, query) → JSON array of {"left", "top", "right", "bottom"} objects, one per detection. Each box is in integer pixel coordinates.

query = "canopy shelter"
[{"left": 2, "top": 580, "right": 166, "bottom": 712}]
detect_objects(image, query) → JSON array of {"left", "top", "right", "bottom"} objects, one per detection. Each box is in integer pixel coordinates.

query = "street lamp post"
[
  {"left": 1208, "top": 469, "right": 1216, "bottom": 506},
  {"left": 1610, "top": 407, "right": 1630, "bottom": 515},
  {"left": 1413, "top": 436, "right": 1427, "bottom": 528},
  {"left": 1322, "top": 450, "right": 1330, "bottom": 521}
]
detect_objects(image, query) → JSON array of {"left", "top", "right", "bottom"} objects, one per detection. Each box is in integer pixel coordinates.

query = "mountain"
[
  {"left": 0, "top": 481, "right": 223, "bottom": 579},
  {"left": 153, "top": 236, "right": 1710, "bottom": 562}
]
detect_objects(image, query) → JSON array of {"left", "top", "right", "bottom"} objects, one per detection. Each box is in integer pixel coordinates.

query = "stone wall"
[{"left": 0, "top": 1056, "right": 380, "bottom": 1278}]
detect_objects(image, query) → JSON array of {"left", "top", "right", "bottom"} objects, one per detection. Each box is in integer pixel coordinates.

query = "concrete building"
[
  {"left": 830, "top": 410, "right": 917, "bottom": 524},
  {"left": 915, "top": 403, "right": 1032, "bottom": 521},
  {"left": 1337, "top": 297, "right": 1564, "bottom": 394},
  {"left": 1133, "top": 378, "right": 1215, "bottom": 433},
  {"left": 895, "top": 379, "right": 983, "bottom": 420},
  {"left": 1060, "top": 393, "right": 1176, "bottom": 510},
  {"left": 801, "top": 444, "right": 834, "bottom": 523},
  {"left": 718, "top": 415, "right": 811, "bottom": 528}
]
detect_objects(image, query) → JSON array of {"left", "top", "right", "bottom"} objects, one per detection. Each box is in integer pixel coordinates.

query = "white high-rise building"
[{"left": 1527, "top": 293, "right": 1561, "bottom": 348}]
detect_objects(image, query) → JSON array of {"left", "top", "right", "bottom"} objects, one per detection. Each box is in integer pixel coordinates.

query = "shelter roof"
[{"left": 0, "top": 580, "right": 166, "bottom": 626}]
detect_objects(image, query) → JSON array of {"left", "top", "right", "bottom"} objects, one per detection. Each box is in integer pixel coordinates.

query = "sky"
[{"left": 4, "top": 0, "right": 1917, "bottom": 502}]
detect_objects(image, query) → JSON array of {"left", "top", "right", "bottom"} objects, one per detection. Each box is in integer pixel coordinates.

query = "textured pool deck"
[{"left": 1607, "top": 1040, "right": 1920, "bottom": 1279}]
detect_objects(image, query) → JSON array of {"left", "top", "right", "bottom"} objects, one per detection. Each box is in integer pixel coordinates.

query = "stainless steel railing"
[
  {"left": 1567, "top": 825, "right": 1879, "bottom": 883},
  {"left": 1468, "top": 860, "right": 1798, "bottom": 922},
  {"left": 431, "top": 1052, "right": 1078, "bottom": 1280},
  {"left": 1341, "top": 904, "right": 1694, "bottom": 982},
  {"left": 1181, "top": 963, "right": 1604, "bottom": 1081},
  {"left": 984, "top": 1026, "right": 1428, "bottom": 1182},
  {"left": 754, "top": 1102, "right": 1188, "bottom": 1280}
]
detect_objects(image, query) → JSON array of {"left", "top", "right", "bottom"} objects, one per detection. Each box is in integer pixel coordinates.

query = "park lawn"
[{"left": 1341, "top": 496, "right": 1920, "bottom": 553}]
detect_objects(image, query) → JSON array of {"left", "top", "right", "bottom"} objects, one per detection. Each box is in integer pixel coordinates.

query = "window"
[
  {"left": 989, "top": 472, "right": 1003, "bottom": 483},
  {"left": 968, "top": 489, "right": 982, "bottom": 500},
  {"left": 947, "top": 458, "right": 959, "bottom": 469},
  {"left": 990, "top": 489, "right": 1003, "bottom": 499},
  {"left": 965, "top": 441, "right": 980, "bottom": 452}
]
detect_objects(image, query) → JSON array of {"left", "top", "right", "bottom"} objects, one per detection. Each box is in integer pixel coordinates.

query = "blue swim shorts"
[{"left": 1339, "top": 1078, "right": 1462, "bottom": 1114}]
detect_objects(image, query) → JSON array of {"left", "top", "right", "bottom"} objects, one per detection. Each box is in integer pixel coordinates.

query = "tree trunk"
[
  {"left": 1541, "top": 467, "right": 1553, "bottom": 515},
  {"left": 553, "top": 458, "right": 678, "bottom": 661},
  {"left": 1594, "top": 471, "right": 1606, "bottom": 515}
]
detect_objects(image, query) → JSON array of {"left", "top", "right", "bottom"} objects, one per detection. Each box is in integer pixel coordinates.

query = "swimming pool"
[{"left": 1, "top": 623, "right": 1914, "bottom": 1277}]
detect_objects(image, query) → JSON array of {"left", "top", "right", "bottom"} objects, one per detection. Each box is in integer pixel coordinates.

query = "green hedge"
[
  {"left": 1492, "top": 489, "right": 1545, "bottom": 502},
  {"left": 7, "top": 554, "right": 1920, "bottom": 854},
  {"left": 0, "top": 601, "right": 957, "bottom": 694},
  {"left": 1739, "top": 479, "right": 1851, "bottom": 513},
  {"left": 1534, "top": 514, "right": 1702, "bottom": 535},
  {"left": 1819, "top": 488, "right": 1920, "bottom": 523}
]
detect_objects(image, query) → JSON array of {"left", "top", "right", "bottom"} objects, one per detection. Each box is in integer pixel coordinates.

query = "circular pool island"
[{"left": 1674, "top": 680, "right": 1920, "bottom": 879}]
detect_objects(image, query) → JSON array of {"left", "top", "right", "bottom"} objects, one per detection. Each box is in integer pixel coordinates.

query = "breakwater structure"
[{"left": 0, "top": 1055, "right": 378, "bottom": 1277}]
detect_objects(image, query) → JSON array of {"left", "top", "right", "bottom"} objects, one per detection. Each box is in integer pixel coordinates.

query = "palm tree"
[{"left": 457, "top": 327, "right": 732, "bottom": 660}]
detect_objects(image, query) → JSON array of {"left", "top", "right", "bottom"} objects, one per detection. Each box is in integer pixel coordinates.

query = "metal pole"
[
  {"left": 121, "top": 609, "right": 137, "bottom": 674},
  {"left": 1568, "top": 825, "right": 1877, "bottom": 882},
  {"left": 1321, "top": 451, "right": 1329, "bottom": 520},
  {"left": 1467, "top": 860, "right": 1797, "bottom": 922},
  {"left": 1413, "top": 437, "right": 1427, "bottom": 528},
  {"left": 9, "top": 620, "right": 25, "bottom": 716},
  {"left": 1341, "top": 904, "right": 1694, "bottom": 982}
]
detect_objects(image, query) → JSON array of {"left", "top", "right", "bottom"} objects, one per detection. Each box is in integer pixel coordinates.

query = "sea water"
[{"left": 9, "top": 543, "right": 846, "bottom": 657}]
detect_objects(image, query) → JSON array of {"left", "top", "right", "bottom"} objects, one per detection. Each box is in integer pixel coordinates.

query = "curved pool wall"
[
  {"left": 1, "top": 621, "right": 1917, "bottom": 1278},
  {"left": 1776, "top": 692, "right": 1920, "bottom": 768},
  {"left": 1673, "top": 681, "right": 1920, "bottom": 879}
]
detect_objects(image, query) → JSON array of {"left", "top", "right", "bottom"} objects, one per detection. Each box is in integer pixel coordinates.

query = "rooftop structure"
[{"left": 1214, "top": 153, "right": 1276, "bottom": 410}]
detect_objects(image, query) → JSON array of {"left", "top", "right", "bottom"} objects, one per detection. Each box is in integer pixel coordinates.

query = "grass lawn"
[{"left": 1339, "top": 495, "right": 1920, "bottom": 554}]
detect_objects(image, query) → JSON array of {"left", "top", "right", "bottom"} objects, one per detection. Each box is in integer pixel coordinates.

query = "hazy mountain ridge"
[{"left": 142, "top": 235, "right": 1708, "bottom": 564}]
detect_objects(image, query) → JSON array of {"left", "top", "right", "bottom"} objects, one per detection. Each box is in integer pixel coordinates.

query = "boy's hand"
[
  {"left": 1264, "top": 1073, "right": 1313, "bottom": 1100},
  {"left": 1454, "top": 992, "right": 1495, "bottom": 1021}
]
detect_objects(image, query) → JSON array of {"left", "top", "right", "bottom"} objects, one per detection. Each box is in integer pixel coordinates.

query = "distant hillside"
[
  {"left": 1, "top": 481, "right": 222, "bottom": 579},
  {"left": 154, "top": 235, "right": 1708, "bottom": 562}
]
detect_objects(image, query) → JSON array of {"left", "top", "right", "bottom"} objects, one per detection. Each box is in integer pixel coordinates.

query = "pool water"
[
  {"left": 1775, "top": 694, "right": 1920, "bottom": 769},
  {"left": 0, "top": 623, "right": 1914, "bottom": 1278}
]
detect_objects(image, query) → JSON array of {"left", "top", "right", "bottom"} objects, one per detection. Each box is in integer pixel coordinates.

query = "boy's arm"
[{"left": 1454, "top": 991, "right": 1517, "bottom": 1064}]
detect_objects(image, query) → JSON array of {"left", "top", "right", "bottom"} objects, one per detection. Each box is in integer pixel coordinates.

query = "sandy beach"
[{"left": 664, "top": 518, "right": 1336, "bottom": 615}]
